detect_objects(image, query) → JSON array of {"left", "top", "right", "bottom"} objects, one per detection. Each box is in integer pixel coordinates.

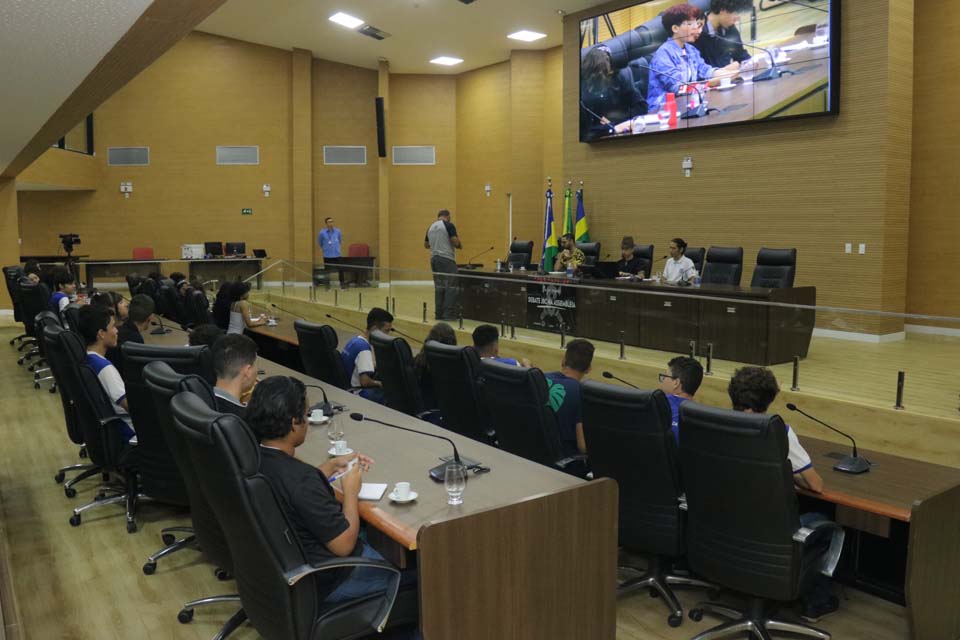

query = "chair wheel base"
[
  {"left": 178, "top": 609, "right": 194, "bottom": 624},
  {"left": 69, "top": 514, "right": 81, "bottom": 527},
  {"left": 668, "top": 613, "right": 683, "bottom": 628},
  {"left": 127, "top": 520, "right": 137, "bottom": 534},
  {"left": 161, "top": 533, "right": 176, "bottom": 546},
  {"left": 64, "top": 486, "right": 76, "bottom": 498},
  {"left": 215, "top": 568, "right": 231, "bottom": 581},
  {"left": 54, "top": 471, "right": 65, "bottom": 484},
  {"left": 142, "top": 561, "right": 156, "bottom": 575},
  {"left": 689, "top": 608, "right": 704, "bottom": 622}
]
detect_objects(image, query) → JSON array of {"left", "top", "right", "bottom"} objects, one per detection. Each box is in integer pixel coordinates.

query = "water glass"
[
  {"left": 326, "top": 414, "right": 344, "bottom": 443},
  {"left": 657, "top": 108, "right": 670, "bottom": 128},
  {"left": 444, "top": 463, "right": 466, "bottom": 505}
]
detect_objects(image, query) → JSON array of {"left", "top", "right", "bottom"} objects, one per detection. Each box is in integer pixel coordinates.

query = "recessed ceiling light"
[
  {"left": 430, "top": 56, "right": 464, "bottom": 66},
  {"left": 329, "top": 12, "right": 364, "bottom": 29},
  {"left": 508, "top": 30, "right": 547, "bottom": 42}
]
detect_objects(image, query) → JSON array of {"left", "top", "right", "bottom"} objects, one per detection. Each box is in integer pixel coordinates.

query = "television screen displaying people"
[{"left": 579, "top": 0, "right": 837, "bottom": 142}]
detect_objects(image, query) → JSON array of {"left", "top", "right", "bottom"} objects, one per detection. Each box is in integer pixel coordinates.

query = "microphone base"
[
  {"left": 309, "top": 401, "right": 333, "bottom": 416},
  {"left": 832, "top": 455, "right": 871, "bottom": 474},
  {"left": 150, "top": 327, "right": 172, "bottom": 335},
  {"left": 753, "top": 67, "right": 795, "bottom": 82},
  {"left": 429, "top": 456, "right": 481, "bottom": 482},
  {"left": 680, "top": 104, "right": 709, "bottom": 119}
]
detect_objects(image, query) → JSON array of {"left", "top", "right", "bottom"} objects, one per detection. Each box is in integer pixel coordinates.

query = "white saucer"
[
  {"left": 388, "top": 490, "right": 418, "bottom": 503},
  {"left": 308, "top": 416, "right": 330, "bottom": 425},
  {"left": 328, "top": 446, "right": 354, "bottom": 456},
  {"left": 716, "top": 83, "right": 736, "bottom": 91}
]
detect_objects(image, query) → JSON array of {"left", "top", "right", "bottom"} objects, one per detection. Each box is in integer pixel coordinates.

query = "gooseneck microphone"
[
  {"left": 714, "top": 35, "right": 795, "bottom": 83},
  {"left": 466, "top": 246, "right": 495, "bottom": 265},
  {"left": 303, "top": 383, "right": 333, "bottom": 416},
  {"left": 350, "top": 412, "right": 467, "bottom": 481},
  {"left": 785, "top": 403, "right": 870, "bottom": 474},
  {"left": 271, "top": 303, "right": 305, "bottom": 319},
  {"left": 631, "top": 61, "right": 714, "bottom": 119},
  {"left": 150, "top": 315, "right": 172, "bottom": 335},
  {"left": 602, "top": 371, "right": 640, "bottom": 389}
]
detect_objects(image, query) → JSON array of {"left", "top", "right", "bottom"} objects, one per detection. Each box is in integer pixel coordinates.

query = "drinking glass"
[
  {"left": 444, "top": 463, "right": 466, "bottom": 505},
  {"left": 657, "top": 108, "right": 670, "bottom": 128},
  {"left": 326, "top": 414, "right": 344, "bottom": 444}
]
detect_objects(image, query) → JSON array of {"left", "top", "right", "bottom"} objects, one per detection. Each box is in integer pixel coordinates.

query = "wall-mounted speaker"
[{"left": 375, "top": 97, "right": 386, "bottom": 158}]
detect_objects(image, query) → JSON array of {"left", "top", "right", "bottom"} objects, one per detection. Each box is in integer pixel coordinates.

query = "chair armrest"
[
  {"left": 283, "top": 557, "right": 401, "bottom": 633},
  {"left": 415, "top": 409, "right": 443, "bottom": 422},
  {"left": 793, "top": 520, "right": 845, "bottom": 578},
  {"left": 678, "top": 493, "right": 688, "bottom": 512},
  {"left": 556, "top": 454, "right": 589, "bottom": 469}
]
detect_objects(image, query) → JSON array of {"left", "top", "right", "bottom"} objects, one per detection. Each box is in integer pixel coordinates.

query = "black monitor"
[
  {"left": 204, "top": 242, "right": 224, "bottom": 257},
  {"left": 225, "top": 242, "right": 246, "bottom": 256}
]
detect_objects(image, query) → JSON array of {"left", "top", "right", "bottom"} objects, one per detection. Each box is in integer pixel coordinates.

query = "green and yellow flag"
[{"left": 562, "top": 186, "right": 575, "bottom": 237}]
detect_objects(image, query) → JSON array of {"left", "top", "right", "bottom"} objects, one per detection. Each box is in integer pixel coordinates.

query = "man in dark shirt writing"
[{"left": 247, "top": 376, "right": 398, "bottom": 604}]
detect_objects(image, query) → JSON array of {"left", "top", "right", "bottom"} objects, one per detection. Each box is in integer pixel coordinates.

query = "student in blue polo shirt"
[
  {"left": 544, "top": 339, "right": 595, "bottom": 457},
  {"left": 77, "top": 305, "right": 136, "bottom": 444},
  {"left": 472, "top": 324, "right": 530, "bottom": 367},
  {"left": 341, "top": 307, "right": 393, "bottom": 403},
  {"left": 49, "top": 267, "right": 76, "bottom": 314},
  {"left": 657, "top": 355, "right": 703, "bottom": 444}
]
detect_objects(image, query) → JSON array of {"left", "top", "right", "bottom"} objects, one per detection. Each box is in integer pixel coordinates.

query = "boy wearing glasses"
[
  {"left": 646, "top": 3, "right": 741, "bottom": 114},
  {"left": 657, "top": 356, "right": 704, "bottom": 444}
]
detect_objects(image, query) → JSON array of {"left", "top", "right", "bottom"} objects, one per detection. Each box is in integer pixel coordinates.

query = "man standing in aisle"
[
  {"left": 424, "top": 209, "right": 462, "bottom": 320},
  {"left": 318, "top": 217, "right": 345, "bottom": 288}
]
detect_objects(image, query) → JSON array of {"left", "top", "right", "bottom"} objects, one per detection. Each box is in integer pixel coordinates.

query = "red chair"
[
  {"left": 347, "top": 243, "right": 370, "bottom": 258},
  {"left": 132, "top": 247, "right": 155, "bottom": 260}
]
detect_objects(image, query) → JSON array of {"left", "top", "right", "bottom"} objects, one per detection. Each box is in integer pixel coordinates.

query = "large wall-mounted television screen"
[{"left": 579, "top": 0, "right": 838, "bottom": 142}]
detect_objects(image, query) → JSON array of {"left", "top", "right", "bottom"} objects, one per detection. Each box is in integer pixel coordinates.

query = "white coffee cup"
[
  {"left": 720, "top": 77, "right": 732, "bottom": 88},
  {"left": 310, "top": 409, "right": 324, "bottom": 422},
  {"left": 333, "top": 440, "right": 348, "bottom": 455},
  {"left": 394, "top": 482, "right": 411, "bottom": 500}
]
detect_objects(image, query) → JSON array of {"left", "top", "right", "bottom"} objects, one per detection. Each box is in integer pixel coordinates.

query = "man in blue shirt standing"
[
  {"left": 657, "top": 356, "right": 703, "bottom": 444},
  {"left": 318, "top": 217, "right": 345, "bottom": 288},
  {"left": 646, "top": 3, "right": 741, "bottom": 115},
  {"left": 545, "top": 339, "right": 595, "bottom": 457}
]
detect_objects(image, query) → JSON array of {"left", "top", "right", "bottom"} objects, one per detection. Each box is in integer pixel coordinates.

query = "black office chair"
[
  {"left": 121, "top": 342, "right": 215, "bottom": 539},
  {"left": 61, "top": 302, "right": 82, "bottom": 332},
  {"left": 684, "top": 247, "right": 706, "bottom": 276},
  {"left": 58, "top": 330, "right": 144, "bottom": 532},
  {"left": 139, "top": 276, "right": 159, "bottom": 299},
  {"left": 751, "top": 248, "right": 797, "bottom": 289},
  {"left": 423, "top": 342, "right": 492, "bottom": 443},
  {"left": 632, "top": 244, "right": 655, "bottom": 278},
  {"left": 3, "top": 265, "right": 30, "bottom": 346},
  {"left": 170, "top": 392, "right": 417, "bottom": 640},
  {"left": 368, "top": 330, "right": 431, "bottom": 418},
  {"left": 126, "top": 274, "right": 144, "bottom": 298},
  {"left": 679, "top": 403, "right": 844, "bottom": 640},
  {"left": 44, "top": 325, "right": 100, "bottom": 496},
  {"left": 16, "top": 279, "right": 49, "bottom": 366},
  {"left": 32, "top": 311, "right": 61, "bottom": 391},
  {"left": 156, "top": 284, "right": 183, "bottom": 324},
  {"left": 293, "top": 320, "right": 352, "bottom": 390},
  {"left": 184, "top": 288, "right": 214, "bottom": 328},
  {"left": 505, "top": 240, "right": 534, "bottom": 269},
  {"left": 576, "top": 242, "right": 602, "bottom": 268},
  {"left": 581, "top": 382, "right": 714, "bottom": 627},
  {"left": 477, "top": 360, "right": 587, "bottom": 477},
  {"left": 701, "top": 246, "right": 744, "bottom": 286},
  {"left": 143, "top": 362, "right": 244, "bottom": 635}
]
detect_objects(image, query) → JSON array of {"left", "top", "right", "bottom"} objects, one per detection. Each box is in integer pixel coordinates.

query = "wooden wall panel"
[
  {"left": 509, "top": 51, "right": 547, "bottom": 258},
  {"left": 0, "top": 179, "right": 18, "bottom": 309},
  {"left": 542, "top": 46, "right": 565, "bottom": 258},
  {"left": 289, "top": 49, "right": 313, "bottom": 270},
  {"left": 563, "top": 0, "right": 912, "bottom": 335},
  {"left": 19, "top": 32, "right": 293, "bottom": 262},
  {"left": 456, "top": 63, "right": 512, "bottom": 268},
  {"left": 907, "top": 1, "right": 959, "bottom": 326},
  {"left": 17, "top": 148, "right": 100, "bottom": 191},
  {"left": 389, "top": 74, "right": 458, "bottom": 275},
  {"left": 312, "top": 59, "right": 380, "bottom": 265}
]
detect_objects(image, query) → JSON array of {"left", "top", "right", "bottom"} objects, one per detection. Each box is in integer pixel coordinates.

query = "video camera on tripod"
[{"left": 59, "top": 233, "right": 81, "bottom": 255}]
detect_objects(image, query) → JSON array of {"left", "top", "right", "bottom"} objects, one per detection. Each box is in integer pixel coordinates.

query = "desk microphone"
[
  {"left": 303, "top": 383, "right": 333, "bottom": 416},
  {"left": 602, "top": 371, "right": 640, "bottom": 389},
  {"left": 785, "top": 403, "right": 870, "bottom": 474},
  {"left": 714, "top": 35, "right": 795, "bottom": 82},
  {"left": 350, "top": 412, "right": 471, "bottom": 481},
  {"left": 271, "top": 303, "right": 305, "bottom": 319},
  {"left": 466, "top": 246, "right": 495, "bottom": 265},
  {"left": 150, "top": 315, "right": 172, "bottom": 335},
  {"left": 579, "top": 101, "right": 616, "bottom": 135}
]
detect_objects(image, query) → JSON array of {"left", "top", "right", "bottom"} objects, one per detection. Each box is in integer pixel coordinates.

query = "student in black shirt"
[
  {"left": 107, "top": 293, "right": 154, "bottom": 370},
  {"left": 412, "top": 322, "right": 457, "bottom": 411},
  {"left": 693, "top": 0, "right": 754, "bottom": 68},
  {"left": 247, "top": 376, "right": 404, "bottom": 605},
  {"left": 210, "top": 333, "right": 258, "bottom": 417},
  {"left": 616, "top": 236, "right": 646, "bottom": 277}
]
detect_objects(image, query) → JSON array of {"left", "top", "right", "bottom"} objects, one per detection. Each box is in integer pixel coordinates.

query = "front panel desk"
[{"left": 459, "top": 271, "right": 816, "bottom": 365}]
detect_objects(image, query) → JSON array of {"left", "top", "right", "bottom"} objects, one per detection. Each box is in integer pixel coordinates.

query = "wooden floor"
[
  {"left": 271, "top": 282, "right": 960, "bottom": 422},
  {"left": 0, "top": 325, "right": 909, "bottom": 639}
]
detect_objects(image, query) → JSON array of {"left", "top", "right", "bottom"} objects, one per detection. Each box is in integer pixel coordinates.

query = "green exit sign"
[{"left": 241, "top": 208, "right": 253, "bottom": 215}]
